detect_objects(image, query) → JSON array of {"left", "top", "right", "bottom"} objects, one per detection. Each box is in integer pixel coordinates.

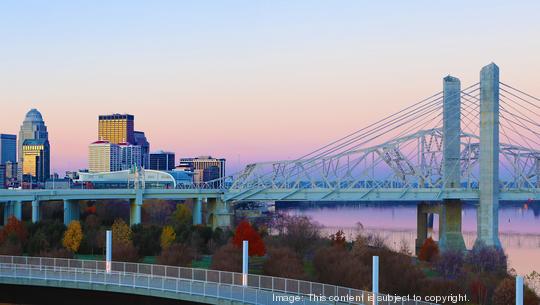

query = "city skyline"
[{"left": 1, "top": 1, "right": 540, "bottom": 174}]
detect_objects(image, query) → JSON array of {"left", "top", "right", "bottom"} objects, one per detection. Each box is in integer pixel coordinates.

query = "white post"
[
  {"left": 516, "top": 276, "right": 523, "bottom": 305},
  {"left": 372, "top": 256, "right": 379, "bottom": 305},
  {"left": 106, "top": 230, "right": 112, "bottom": 273},
  {"left": 242, "top": 240, "right": 248, "bottom": 286}
]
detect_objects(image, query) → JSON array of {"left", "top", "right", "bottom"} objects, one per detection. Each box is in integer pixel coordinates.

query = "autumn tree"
[
  {"left": 157, "top": 243, "right": 195, "bottom": 267},
  {"left": 0, "top": 216, "right": 28, "bottom": 245},
  {"left": 170, "top": 204, "right": 192, "bottom": 227},
  {"left": 63, "top": 220, "right": 83, "bottom": 253},
  {"left": 330, "top": 230, "right": 346, "bottom": 248},
  {"left": 160, "top": 225, "right": 176, "bottom": 250},
  {"left": 232, "top": 220, "right": 265, "bottom": 256},
  {"left": 263, "top": 247, "right": 306, "bottom": 280},
  {"left": 112, "top": 218, "right": 132, "bottom": 246},
  {"left": 111, "top": 218, "right": 139, "bottom": 262},
  {"left": 210, "top": 243, "right": 242, "bottom": 272},
  {"left": 418, "top": 237, "right": 439, "bottom": 262}
]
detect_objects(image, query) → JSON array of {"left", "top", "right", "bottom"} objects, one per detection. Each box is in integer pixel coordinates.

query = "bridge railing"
[{"left": 0, "top": 255, "right": 438, "bottom": 305}]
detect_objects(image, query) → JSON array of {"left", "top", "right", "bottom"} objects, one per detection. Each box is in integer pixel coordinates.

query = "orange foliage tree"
[
  {"left": 418, "top": 237, "right": 439, "bottom": 262},
  {"left": 0, "top": 216, "right": 28, "bottom": 245},
  {"left": 232, "top": 220, "right": 266, "bottom": 256}
]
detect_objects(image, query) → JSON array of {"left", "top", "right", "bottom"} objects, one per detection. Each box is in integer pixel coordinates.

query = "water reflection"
[{"left": 280, "top": 201, "right": 540, "bottom": 276}]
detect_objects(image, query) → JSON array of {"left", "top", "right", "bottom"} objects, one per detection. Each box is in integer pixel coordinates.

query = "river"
[{"left": 279, "top": 201, "right": 540, "bottom": 276}]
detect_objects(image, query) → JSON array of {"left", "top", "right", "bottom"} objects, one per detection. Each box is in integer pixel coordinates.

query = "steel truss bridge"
[{"left": 1, "top": 63, "right": 539, "bottom": 247}]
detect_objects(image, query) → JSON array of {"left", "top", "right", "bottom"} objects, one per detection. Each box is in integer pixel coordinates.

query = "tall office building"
[
  {"left": 0, "top": 164, "right": 5, "bottom": 189},
  {"left": 88, "top": 140, "right": 121, "bottom": 173},
  {"left": 149, "top": 151, "right": 175, "bottom": 171},
  {"left": 22, "top": 139, "right": 50, "bottom": 182},
  {"left": 134, "top": 131, "right": 150, "bottom": 168},
  {"left": 18, "top": 109, "right": 49, "bottom": 179},
  {"left": 0, "top": 134, "right": 17, "bottom": 164},
  {"left": 119, "top": 142, "right": 142, "bottom": 170},
  {"left": 179, "top": 156, "right": 226, "bottom": 183},
  {"left": 98, "top": 114, "right": 135, "bottom": 144}
]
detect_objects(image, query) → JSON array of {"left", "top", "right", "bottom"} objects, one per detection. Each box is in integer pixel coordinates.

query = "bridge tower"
[
  {"left": 476, "top": 63, "right": 501, "bottom": 247},
  {"left": 439, "top": 75, "right": 466, "bottom": 251}
]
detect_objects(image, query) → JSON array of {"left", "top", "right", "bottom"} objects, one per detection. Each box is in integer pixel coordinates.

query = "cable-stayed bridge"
[{"left": 1, "top": 63, "right": 540, "bottom": 251}]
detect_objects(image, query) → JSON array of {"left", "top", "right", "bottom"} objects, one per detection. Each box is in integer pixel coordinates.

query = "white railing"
[{"left": 0, "top": 255, "right": 438, "bottom": 305}]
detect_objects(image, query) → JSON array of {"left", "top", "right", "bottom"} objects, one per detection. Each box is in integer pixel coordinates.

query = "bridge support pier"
[
  {"left": 439, "top": 199, "right": 466, "bottom": 251},
  {"left": 130, "top": 193, "right": 143, "bottom": 226},
  {"left": 193, "top": 197, "right": 202, "bottom": 225},
  {"left": 32, "top": 200, "right": 40, "bottom": 223},
  {"left": 476, "top": 63, "right": 501, "bottom": 248},
  {"left": 63, "top": 200, "right": 80, "bottom": 225},
  {"left": 207, "top": 198, "right": 232, "bottom": 230},
  {"left": 3, "top": 201, "right": 22, "bottom": 223},
  {"left": 415, "top": 203, "right": 429, "bottom": 254}
]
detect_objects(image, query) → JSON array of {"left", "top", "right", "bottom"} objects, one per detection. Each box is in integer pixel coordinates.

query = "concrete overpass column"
[
  {"left": 130, "top": 192, "right": 143, "bottom": 226},
  {"left": 439, "top": 199, "right": 466, "bottom": 251},
  {"left": 13, "top": 201, "right": 22, "bottom": 221},
  {"left": 440, "top": 75, "right": 466, "bottom": 251},
  {"left": 193, "top": 197, "right": 202, "bottom": 225},
  {"left": 476, "top": 63, "right": 501, "bottom": 248},
  {"left": 63, "top": 200, "right": 80, "bottom": 225},
  {"left": 415, "top": 203, "right": 428, "bottom": 255},
  {"left": 31, "top": 200, "right": 40, "bottom": 223},
  {"left": 207, "top": 198, "right": 232, "bottom": 230}
]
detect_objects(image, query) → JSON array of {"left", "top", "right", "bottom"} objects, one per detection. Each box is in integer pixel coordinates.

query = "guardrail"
[{"left": 0, "top": 255, "right": 438, "bottom": 305}]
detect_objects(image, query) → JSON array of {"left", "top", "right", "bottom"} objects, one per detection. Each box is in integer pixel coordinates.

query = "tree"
[
  {"left": 435, "top": 250, "right": 464, "bottom": 279},
  {"left": 418, "top": 237, "right": 439, "bottom": 262},
  {"left": 170, "top": 204, "right": 192, "bottom": 227},
  {"left": 160, "top": 225, "right": 176, "bottom": 250},
  {"left": 112, "top": 218, "right": 132, "bottom": 246},
  {"left": 63, "top": 220, "right": 83, "bottom": 253},
  {"left": 232, "top": 220, "right": 265, "bottom": 256},
  {"left": 82, "top": 214, "right": 100, "bottom": 254},
  {"left": 111, "top": 218, "right": 138, "bottom": 262},
  {"left": 132, "top": 224, "right": 162, "bottom": 256},
  {"left": 210, "top": 243, "right": 242, "bottom": 272},
  {"left": 27, "top": 230, "right": 50, "bottom": 255},
  {"left": 466, "top": 242, "right": 507, "bottom": 274},
  {"left": 330, "top": 230, "right": 346, "bottom": 248},
  {"left": 0, "top": 216, "right": 28, "bottom": 246},
  {"left": 157, "top": 243, "right": 195, "bottom": 267},
  {"left": 263, "top": 247, "right": 306, "bottom": 280},
  {"left": 271, "top": 214, "right": 320, "bottom": 257},
  {"left": 493, "top": 278, "right": 540, "bottom": 305}
]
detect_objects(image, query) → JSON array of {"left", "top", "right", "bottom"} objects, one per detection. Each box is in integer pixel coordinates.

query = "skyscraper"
[
  {"left": 98, "top": 114, "right": 135, "bottom": 144},
  {"left": 88, "top": 140, "right": 121, "bottom": 173},
  {"left": 149, "top": 151, "right": 175, "bottom": 171},
  {"left": 179, "top": 156, "right": 226, "bottom": 184},
  {"left": 0, "top": 134, "right": 17, "bottom": 164},
  {"left": 134, "top": 131, "right": 150, "bottom": 168},
  {"left": 22, "top": 138, "right": 50, "bottom": 182},
  {"left": 18, "top": 109, "right": 49, "bottom": 180},
  {"left": 119, "top": 142, "right": 142, "bottom": 170}
]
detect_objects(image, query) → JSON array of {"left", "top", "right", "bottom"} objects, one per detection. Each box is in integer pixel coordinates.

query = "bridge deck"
[{"left": 0, "top": 256, "right": 437, "bottom": 305}]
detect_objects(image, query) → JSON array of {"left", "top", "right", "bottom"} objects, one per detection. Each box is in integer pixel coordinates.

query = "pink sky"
[{"left": 1, "top": 2, "right": 539, "bottom": 174}]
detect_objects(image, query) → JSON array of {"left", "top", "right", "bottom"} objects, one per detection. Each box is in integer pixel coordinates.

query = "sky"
[{"left": 1, "top": 1, "right": 539, "bottom": 174}]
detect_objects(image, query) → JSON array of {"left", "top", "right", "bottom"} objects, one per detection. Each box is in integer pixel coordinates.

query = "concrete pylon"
[
  {"left": 63, "top": 199, "right": 80, "bottom": 225},
  {"left": 3, "top": 201, "right": 22, "bottom": 223},
  {"left": 129, "top": 191, "right": 143, "bottom": 226},
  {"left": 440, "top": 75, "right": 466, "bottom": 251},
  {"left": 193, "top": 197, "right": 202, "bottom": 225},
  {"left": 207, "top": 198, "right": 232, "bottom": 230},
  {"left": 476, "top": 63, "right": 501, "bottom": 248},
  {"left": 31, "top": 200, "right": 40, "bottom": 223}
]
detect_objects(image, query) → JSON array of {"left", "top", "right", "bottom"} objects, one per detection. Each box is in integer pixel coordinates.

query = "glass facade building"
[
  {"left": 0, "top": 134, "right": 17, "bottom": 164},
  {"left": 22, "top": 138, "right": 50, "bottom": 182},
  {"left": 98, "top": 114, "right": 135, "bottom": 144},
  {"left": 149, "top": 151, "right": 175, "bottom": 171},
  {"left": 18, "top": 109, "right": 49, "bottom": 181}
]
